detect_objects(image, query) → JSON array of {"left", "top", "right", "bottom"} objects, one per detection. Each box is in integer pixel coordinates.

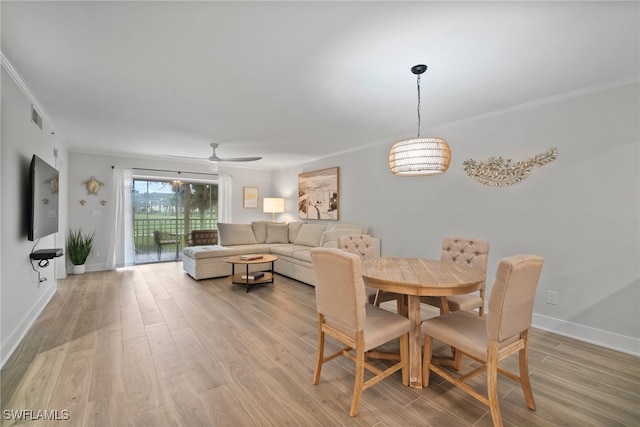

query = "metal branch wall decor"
[{"left": 463, "top": 148, "right": 557, "bottom": 187}]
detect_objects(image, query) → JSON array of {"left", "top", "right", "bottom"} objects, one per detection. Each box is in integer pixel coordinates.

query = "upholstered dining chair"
[
  {"left": 421, "top": 255, "right": 544, "bottom": 427},
  {"left": 310, "top": 248, "right": 410, "bottom": 417},
  {"left": 337, "top": 235, "right": 405, "bottom": 313},
  {"left": 421, "top": 236, "right": 490, "bottom": 316}
]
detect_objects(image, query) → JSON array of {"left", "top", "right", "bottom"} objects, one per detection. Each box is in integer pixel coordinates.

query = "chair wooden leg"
[
  {"left": 312, "top": 315, "right": 325, "bottom": 385},
  {"left": 519, "top": 331, "right": 536, "bottom": 410},
  {"left": 400, "top": 333, "right": 409, "bottom": 386},
  {"left": 422, "top": 335, "right": 433, "bottom": 387},
  {"left": 487, "top": 341, "right": 503, "bottom": 427},
  {"left": 453, "top": 347, "right": 463, "bottom": 370},
  {"left": 373, "top": 290, "right": 382, "bottom": 306},
  {"left": 350, "top": 333, "right": 366, "bottom": 417},
  {"left": 395, "top": 295, "right": 407, "bottom": 317}
]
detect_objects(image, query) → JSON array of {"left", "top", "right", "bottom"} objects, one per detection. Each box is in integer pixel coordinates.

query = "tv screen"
[{"left": 28, "top": 155, "right": 59, "bottom": 241}]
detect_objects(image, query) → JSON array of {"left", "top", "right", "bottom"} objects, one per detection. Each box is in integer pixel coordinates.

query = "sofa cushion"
[
  {"left": 270, "top": 244, "right": 312, "bottom": 258},
  {"left": 325, "top": 223, "right": 369, "bottom": 234},
  {"left": 294, "top": 223, "right": 327, "bottom": 247},
  {"left": 268, "top": 245, "right": 312, "bottom": 263},
  {"left": 266, "top": 223, "right": 289, "bottom": 244},
  {"left": 288, "top": 221, "right": 305, "bottom": 243},
  {"left": 217, "top": 223, "right": 257, "bottom": 246},
  {"left": 251, "top": 221, "right": 269, "bottom": 243},
  {"left": 183, "top": 244, "right": 271, "bottom": 260},
  {"left": 251, "top": 221, "right": 283, "bottom": 243},
  {"left": 291, "top": 248, "right": 312, "bottom": 263}
]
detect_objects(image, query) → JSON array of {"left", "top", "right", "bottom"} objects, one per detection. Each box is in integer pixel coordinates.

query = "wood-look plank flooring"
[{"left": 2, "top": 262, "right": 639, "bottom": 426}]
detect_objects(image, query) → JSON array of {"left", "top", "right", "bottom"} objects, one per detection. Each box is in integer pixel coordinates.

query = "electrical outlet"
[{"left": 546, "top": 290, "right": 558, "bottom": 305}]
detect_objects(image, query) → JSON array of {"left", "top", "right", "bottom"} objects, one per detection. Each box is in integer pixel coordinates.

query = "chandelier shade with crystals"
[{"left": 389, "top": 64, "right": 451, "bottom": 176}]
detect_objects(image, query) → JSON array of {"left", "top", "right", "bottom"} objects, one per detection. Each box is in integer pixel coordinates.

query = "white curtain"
[
  {"left": 218, "top": 174, "right": 232, "bottom": 223},
  {"left": 106, "top": 167, "right": 134, "bottom": 268}
]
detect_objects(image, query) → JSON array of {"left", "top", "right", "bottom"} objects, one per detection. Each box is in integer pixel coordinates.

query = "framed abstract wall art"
[
  {"left": 298, "top": 167, "right": 339, "bottom": 220},
  {"left": 243, "top": 186, "right": 259, "bottom": 208}
]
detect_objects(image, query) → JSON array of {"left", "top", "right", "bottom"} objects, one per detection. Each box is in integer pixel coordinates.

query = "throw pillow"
[
  {"left": 217, "top": 223, "right": 257, "bottom": 246},
  {"left": 294, "top": 223, "right": 327, "bottom": 247},
  {"left": 251, "top": 221, "right": 270, "bottom": 243},
  {"left": 266, "top": 223, "right": 289, "bottom": 244},
  {"left": 288, "top": 221, "right": 305, "bottom": 243}
]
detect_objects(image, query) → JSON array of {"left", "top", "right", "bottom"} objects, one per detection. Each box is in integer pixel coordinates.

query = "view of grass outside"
[{"left": 133, "top": 179, "right": 218, "bottom": 262}]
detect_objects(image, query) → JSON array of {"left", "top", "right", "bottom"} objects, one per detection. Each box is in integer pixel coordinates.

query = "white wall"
[
  {"left": 66, "top": 153, "right": 273, "bottom": 271},
  {"left": 2, "top": 60, "right": 637, "bottom": 367},
  {"left": 1, "top": 67, "right": 69, "bottom": 366},
  {"left": 272, "top": 82, "right": 640, "bottom": 355}
]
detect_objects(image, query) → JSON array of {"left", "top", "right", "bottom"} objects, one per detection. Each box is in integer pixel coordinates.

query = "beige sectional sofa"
[{"left": 182, "top": 221, "right": 380, "bottom": 285}]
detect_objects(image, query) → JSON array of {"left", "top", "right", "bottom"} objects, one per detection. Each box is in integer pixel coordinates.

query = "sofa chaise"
[{"left": 182, "top": 221, "right": 380, "bottom": 285}]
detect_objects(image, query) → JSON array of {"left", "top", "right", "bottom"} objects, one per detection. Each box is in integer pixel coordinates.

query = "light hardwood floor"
[{"left": 2, "top": 262, "right": 639, "bottom": 426}]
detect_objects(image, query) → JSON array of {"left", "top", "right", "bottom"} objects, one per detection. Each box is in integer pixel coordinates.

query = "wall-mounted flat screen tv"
[{"left": 28, "top": 155, "right": 59, "bottom": 241}]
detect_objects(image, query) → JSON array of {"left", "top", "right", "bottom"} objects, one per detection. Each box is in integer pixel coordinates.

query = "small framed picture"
[{"left": 243, "top": 186, "right": 259, "bottom": 209}]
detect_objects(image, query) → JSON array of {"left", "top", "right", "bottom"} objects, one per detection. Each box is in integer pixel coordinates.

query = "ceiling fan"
[{"left": 170, "top": 143, "right": 262, "bottom": 163}]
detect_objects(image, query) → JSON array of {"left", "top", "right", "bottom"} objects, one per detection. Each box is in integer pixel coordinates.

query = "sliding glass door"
[{"left": 132, "top": 178, "right": 218, "bottom": 264}]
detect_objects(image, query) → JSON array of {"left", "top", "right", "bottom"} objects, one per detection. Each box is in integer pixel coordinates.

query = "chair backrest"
[
  {"left": 441, "top": 237, "right": 490, "bottom": 273},
  {"left": 487, "top": 255, "right": 544, "bottom": 342},
  {"left": 191, "top": 229, "right": 218, "bottom": 246},
  {"left": 337, "top": 235, "right": 377, "bottom": 259},
  {"left": 153, "top": 231, "right": 175, "bottom": 245},
  {"left": 310, "top": 248, "right": 367, "bottom": 337}
]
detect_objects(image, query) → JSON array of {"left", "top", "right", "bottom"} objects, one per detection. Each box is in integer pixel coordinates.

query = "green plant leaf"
[{"left": 67, "top": 228, "right": 96, "bottom": 265}]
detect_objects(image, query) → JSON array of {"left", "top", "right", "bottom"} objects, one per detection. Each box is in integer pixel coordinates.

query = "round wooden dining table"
[{"left": 361, "top": 257, "right": 485, "bottom": 389}]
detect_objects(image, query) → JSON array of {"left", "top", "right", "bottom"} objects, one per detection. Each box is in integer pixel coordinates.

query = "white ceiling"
[{"left": 2, "top": 1, "right": 638, "bottom": 170}]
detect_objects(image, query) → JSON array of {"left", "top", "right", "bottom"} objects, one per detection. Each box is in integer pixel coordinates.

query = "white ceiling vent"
[{"left": 31, "top": 105, "right": 43, "bottom": 131}]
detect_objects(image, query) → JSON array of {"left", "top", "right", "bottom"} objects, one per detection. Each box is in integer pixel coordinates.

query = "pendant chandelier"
[{"left": 388, "top": 65, "right": 451, "bottom": 176}]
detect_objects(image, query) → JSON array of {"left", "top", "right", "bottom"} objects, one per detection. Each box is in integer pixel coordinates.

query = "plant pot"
[{"left": 72, "top": 264, "right": 86, "bottom": 275}]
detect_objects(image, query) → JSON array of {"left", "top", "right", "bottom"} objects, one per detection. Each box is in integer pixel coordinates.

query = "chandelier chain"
[{"left": 416, "top": 74, "right": 421, "bottom": 137}]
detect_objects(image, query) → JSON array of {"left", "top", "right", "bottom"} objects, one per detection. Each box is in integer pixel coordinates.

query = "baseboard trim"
[
  {"left": 0, "top": 282, "right": 57, "bottom": 368},
  {"left": 532, "top": 313, "right": 640, "bottom": 357}
]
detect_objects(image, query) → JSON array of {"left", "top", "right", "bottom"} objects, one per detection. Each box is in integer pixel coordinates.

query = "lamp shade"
[
  {"left": 263, "top": 197, "right": 285, "bottom": 220},
  {"left": 388, "top": 137, "right": 451, "bottom": 176}
]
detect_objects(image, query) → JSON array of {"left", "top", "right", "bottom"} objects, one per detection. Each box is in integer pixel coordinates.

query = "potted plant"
[{"left": 67, "top": 228, "right": 95, "bottom": 274}]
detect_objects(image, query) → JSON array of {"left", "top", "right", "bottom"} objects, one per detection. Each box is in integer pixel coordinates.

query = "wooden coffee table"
[{"left": 223, "top": 254, "right": 278, "bottom": 292}]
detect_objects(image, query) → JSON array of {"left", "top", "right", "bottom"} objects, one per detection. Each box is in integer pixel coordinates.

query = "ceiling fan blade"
[
  {"left": 211, "top": 156, "right": 263, "bottom": 162},
  {"left": 164, "top": 154, "right": 209, "bottom": 161},
  {"left": 163, "top": 143, "right": 261, "bottom": 163}
]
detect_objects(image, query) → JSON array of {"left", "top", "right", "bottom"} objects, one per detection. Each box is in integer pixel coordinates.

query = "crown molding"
[
  {"left": 290, "top": 74, "right": 640, "bottom": 171},
  {"left": 430, "top": 75, "right": 640, "bottom": 132},
  {"left": 1, "top": 51, "right": 61, "bottom": 139}
]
